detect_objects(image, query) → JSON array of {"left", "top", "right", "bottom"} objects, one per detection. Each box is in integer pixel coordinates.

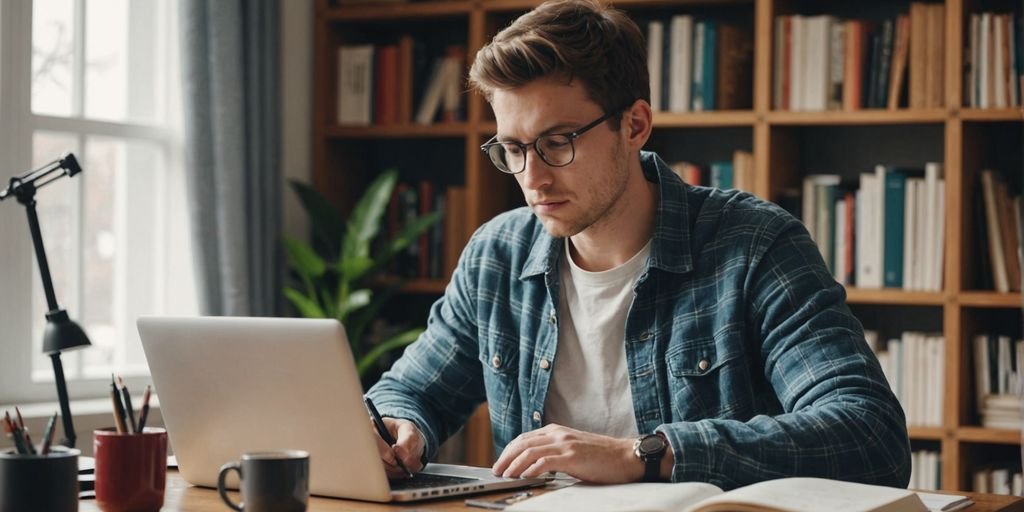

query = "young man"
[{"left": 366, "top": 0, "right": 910, "bottom": 489}]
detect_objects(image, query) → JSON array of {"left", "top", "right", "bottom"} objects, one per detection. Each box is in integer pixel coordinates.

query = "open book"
[{"left": 506, "top": 477, "right": 968, "bottom": 512}]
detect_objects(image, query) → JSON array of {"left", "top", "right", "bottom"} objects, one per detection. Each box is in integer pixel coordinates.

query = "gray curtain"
[{"left": 179, "top": 0, "right": 281, "bottom": 316}]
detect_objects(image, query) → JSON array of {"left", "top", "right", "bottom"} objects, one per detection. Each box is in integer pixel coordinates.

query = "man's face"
[{"left": 490, "top": 78, "right": 630, "bottom": 238}]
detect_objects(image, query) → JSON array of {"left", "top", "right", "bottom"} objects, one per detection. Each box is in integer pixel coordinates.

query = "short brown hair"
[{"left": 467, "top": 0, "right": 649, "bottom": 128}]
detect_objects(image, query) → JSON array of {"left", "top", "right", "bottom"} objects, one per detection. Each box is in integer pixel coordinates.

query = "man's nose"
[{"left": 518, "top": 148, "right": 553, "bottom": 190}]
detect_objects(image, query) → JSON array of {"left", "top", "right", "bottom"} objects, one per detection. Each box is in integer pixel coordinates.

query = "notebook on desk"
[{"left": 136, "top": 316, "right": 546, "bottom": 502}]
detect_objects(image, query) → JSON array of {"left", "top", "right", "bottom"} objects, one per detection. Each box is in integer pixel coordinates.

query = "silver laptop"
[{"left": 137, "top": 316, "right": 545, "bottom": 502}]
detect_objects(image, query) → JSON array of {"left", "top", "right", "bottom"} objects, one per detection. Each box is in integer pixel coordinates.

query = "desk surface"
[{"left": 79, "top": 471, "right": 1024, "bottom": 511}]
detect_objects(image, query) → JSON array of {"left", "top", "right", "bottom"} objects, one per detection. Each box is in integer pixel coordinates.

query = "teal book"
[
  {"left": 883, "top": 169, "right": 906, "bottom": 287},
  {"left": 710, "top": 162, "right": 733, "bottom": 189},
  {"left": 703, "top": 21, "right": 717, "bottom": 110}
]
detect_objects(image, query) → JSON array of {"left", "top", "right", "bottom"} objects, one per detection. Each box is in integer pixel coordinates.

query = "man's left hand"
[{"left": 492, "top": 424, "right": 668, "bottom": 484}]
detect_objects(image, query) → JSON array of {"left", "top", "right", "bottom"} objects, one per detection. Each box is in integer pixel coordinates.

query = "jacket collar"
[{"left": 519, "top": 151, "right": 695, "bottom": 280}]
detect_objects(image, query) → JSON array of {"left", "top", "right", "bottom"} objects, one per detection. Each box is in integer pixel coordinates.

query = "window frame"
[{"left": 0, "top": 0, "right": 192, "bottom": 405}]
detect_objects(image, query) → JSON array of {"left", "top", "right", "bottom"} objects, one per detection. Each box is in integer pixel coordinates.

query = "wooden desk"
[{"left": 80, "top": 471, "right": 1024, "bottom": 511}]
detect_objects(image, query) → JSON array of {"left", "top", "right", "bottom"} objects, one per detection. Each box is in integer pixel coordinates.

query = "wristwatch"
[{"left": 633, "top": 432, "right": 669, "bottom": 482}]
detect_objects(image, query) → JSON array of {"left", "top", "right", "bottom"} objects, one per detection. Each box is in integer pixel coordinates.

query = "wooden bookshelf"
[{"left": 314, "top": 0, "right": 1023, "bottom": 492}]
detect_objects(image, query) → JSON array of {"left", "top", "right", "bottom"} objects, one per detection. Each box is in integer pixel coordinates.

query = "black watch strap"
[
  {"left": 635, "top": 433, "right": 669, "bottom": 482},
  {"left": 643, "top": 454, "right": 661, "bottom": 482}
]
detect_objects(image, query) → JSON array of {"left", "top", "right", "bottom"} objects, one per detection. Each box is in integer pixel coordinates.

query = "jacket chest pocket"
[
  {"left": 479, "top": 340, "right": 519, "bottom": 423},
  {"left": 666, "top": 335, "right": 750, "bottom": 421}
]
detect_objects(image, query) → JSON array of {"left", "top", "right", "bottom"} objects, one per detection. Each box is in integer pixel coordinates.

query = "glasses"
[{"left": 480, "top": 108, "right": 625, "bottom": 174}]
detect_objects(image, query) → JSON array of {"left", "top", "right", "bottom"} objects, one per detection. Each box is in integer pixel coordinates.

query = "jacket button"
[
  {"left": 698, "top": 359, "right": 710, "bottom": 371},
  {"left": 549, "top": 312, "right": 557, "bottom": 325},
  {"left": 538, "top": 358, "right": 550, "bottom": 370},
  {"left": 532, "top": 411, "right": 542, "bottom": 422},
  {"left": 491, "top": 356, "right": 501, "bottom": 368}
]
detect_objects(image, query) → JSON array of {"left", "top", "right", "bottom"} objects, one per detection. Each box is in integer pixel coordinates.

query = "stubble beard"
[{"left": 538, "top": 139, "right": 630, "bottom": 239}]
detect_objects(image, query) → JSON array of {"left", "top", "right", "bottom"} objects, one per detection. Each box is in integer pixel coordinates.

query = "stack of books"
[
  {"left": 909, "top": 449, "right": 941, "bottom": 491},
  {"left": 868, "top": 330, "right": 945, "bottom": 428},
  {"left": 774, "top": 3, "right": 945, "bottom": 111},
  {"left": 668, "top": 150, "right": 753, "bottom": 191},
  {"left": 973, "top": 465, "right": 1024, "bottom": 495},
  {"left": 799, "top": 163, "right": 945, "bottom": 289},
  {"left": 977, "top": 169, "right": 1022, "bottom": 293},
  {"left": 965, "top": 12, "right": 1024, "bottom": 109},
  {"left": 646, "top": 17, "right": 753, "bottom": 112},
  {"left": 973, "top": 333, "right": 1024, "bottom": 429}
]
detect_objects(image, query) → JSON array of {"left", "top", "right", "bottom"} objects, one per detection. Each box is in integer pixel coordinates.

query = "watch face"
[{"left": 638, "top": 435, "right": 666, "bottom": 454}]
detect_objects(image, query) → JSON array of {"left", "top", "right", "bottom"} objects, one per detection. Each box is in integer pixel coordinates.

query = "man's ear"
[{"left": 623, "top": 99, "right": 653, "bottom": 151}]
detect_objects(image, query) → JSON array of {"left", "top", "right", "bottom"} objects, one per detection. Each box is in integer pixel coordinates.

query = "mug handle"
[{"left": 217, "top": 462, "right": 244, "bottom": 511}]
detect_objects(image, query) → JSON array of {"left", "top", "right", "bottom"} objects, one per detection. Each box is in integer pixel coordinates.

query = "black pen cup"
[{"left": 0, "top": 446, "right": 79, "bottom": 512}]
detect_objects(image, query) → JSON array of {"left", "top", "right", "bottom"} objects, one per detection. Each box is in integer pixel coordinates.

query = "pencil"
[
  {"left": 110, "top": 374, "right": 128, "bottom": 433},
  {"left": 40, "top": 412, "right": 57, "bottom": 455},
  {"left": 4, "top": 412, "right": 29, "bottom": 455},
  {"left": 137, "top": 385, "right": 152, "bottom": 432},
  {"left": 15, "top": 407, "right": 36, "bottom": 454},
  {"left": 118, "top": 377, "right": 137, "bottom": 434}
]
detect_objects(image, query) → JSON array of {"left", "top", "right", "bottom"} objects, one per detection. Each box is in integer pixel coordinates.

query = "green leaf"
[
  {"left": 356, "top": 327, "right": 423, "bottom": 376},
  {"left": 342, "top": 170, "right": 398, "bottom": 262},
  {"left": 284, "top": 287, "right": 326, "bottom": 318},
  {"left": 289, "top": 180, "right": 344, "bottom": 256},
  {"left": 343, "top": 289, "right": 371, "bottom": 316},
  {"left": 346, "top": 281, "right": 403, "bottom": 349},
  {"left": 340, "top": 256, "right": 374, "bottom": 282},
  {"left": 282, "top": 236, "right": 326, "bottom": 278}
]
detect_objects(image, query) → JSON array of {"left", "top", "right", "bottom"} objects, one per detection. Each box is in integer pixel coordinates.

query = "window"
[{"left": 0, "top": 0, "right": 197, "bottom": 404}]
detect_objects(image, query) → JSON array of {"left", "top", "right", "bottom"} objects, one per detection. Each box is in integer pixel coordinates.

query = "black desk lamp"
[{"left": 0, "top": 153, "right": 91, "bottom": 448}]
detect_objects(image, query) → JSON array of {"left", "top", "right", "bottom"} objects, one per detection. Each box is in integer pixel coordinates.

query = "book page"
[
  {"left": 506, "top": 482, "right": 723, "bottom": 512},
  {"left": 684, "top": 478, "right": 928, "bottom": 512}
]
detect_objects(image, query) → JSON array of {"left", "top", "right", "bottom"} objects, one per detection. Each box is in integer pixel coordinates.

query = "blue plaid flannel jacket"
[{"left": 367, "top": 151, "right": 911, "bottom": 490}]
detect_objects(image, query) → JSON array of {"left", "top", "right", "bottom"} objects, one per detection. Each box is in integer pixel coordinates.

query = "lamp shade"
[{"left": 42, "top": 310, "right": 92, "bottom": 354}]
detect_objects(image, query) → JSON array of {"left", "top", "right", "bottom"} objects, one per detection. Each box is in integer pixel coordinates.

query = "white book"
[
  {"left": 790, "top": 16, "right": 804, "bottom": 111},
  {"left": 828, "top": 20, "right": 846, "bottom": 110},
  {"left": 994, "top": 16, "right": 1007, "bottom": 108},
  {"left": 909, "top": 451, "right": 921, "bottom": 490},
  {"left": 669, "top": 16, "right": 694, "bottom": 113},
  {"left": 914, "top": 180, "right": 928, "bottom": 291},
  {"left": 923, "top": 163, "right": 943, "bottom": 291},
  {"left": 804, "top": 16, "right": 832, "bottom": 111},
  {"left": 835, "top": 198, "right": 847, "bottom": 283},
  {"left": 974, "top": 335, "right": 990, "bottom": 406},
  {"left": 865, "top": 329, "right": 880, "bottom": 352},
  {"left": 1012, "top": 473, "right": 1022, "bottom": 497},
  {"left": 979, "top": 13, "right": 991, "bottom": 109},
  {"left": 932, "top": 179, "right": 946, "bottom": 291},
  {"left": 974, "top": 470, "right": 989, "bottom": 493},
  {"left": 874, "top": 166, "right": 888, "bottom": 289},
  {"left": 992, "top": 469, "right": 1011, "bottom": 495},
  {"left": 337, "top": 45, "right": 375, "bottom": 126},
  {"left": 506, "top": 478, "right": 931, "bottom": 512},
  {"left": 856, "top": 181, "right": 876, "bottom": 287},
  {"left": 415, "top": 57, "right": 456, "bottom": 125},
  {"left": 998, "top": 335, "right": 1012, "bottom": 394},
  {"left": 803, "top": 177, "right": 818, "bottom": 243},
  {"left": 931, "top": 336, "right": 945, "bottom": 426},
  {"left": 648, "top": 21, "right": 665, "bottom": 112},
  {"left": 904, "top": 179, "right": 918, "bottom": 291}
]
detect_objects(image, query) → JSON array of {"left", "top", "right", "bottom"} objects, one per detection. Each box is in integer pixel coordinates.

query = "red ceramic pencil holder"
[{"left": 93, "top": 427, "right": 167, "bottom": 512}]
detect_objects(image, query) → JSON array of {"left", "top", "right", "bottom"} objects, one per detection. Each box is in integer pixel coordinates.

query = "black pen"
[
  {"left": 363, "top": 397, "right": 415, "bottom": 478},
  {"left": 118, "top": 377, "right": 137, "bottom": 433}
]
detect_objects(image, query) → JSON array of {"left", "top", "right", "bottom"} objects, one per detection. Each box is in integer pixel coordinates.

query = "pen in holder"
[
  {"left": 0, "top": 446, "right": 80, "bottom": 512},
  {"left": 93, "top": 427, "right": 168, "bottom": 512}
]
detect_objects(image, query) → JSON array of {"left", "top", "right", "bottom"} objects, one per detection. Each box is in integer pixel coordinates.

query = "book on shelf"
[
  {"left": 909, "top": 450, "right": 941, "bottom": 492},
  {"left": 978, "top": 169, "right": 1022, "bottom": 293},
  {"left": 973, "top": 333, "right": 1023, "bottom": 428},
  {"left": 504, "top": 477, "right": 968, "bottom": 512},
  {"left": 799, "top": 163, "right": 944, "bottom": 290},
  {"left": 973, "top": 466, "right": 1023, "bottom": 496},
  {"left": 382, "top": 181, "right": 466, "bottom": 281},
  {"left": 648, "top": 18, "right": 752, "bottom": 112},
  {"left": 775, "top": 4, "right": 943, "bottom": 111},
  {"left": 337, "top": 45, "right": 375, "bottom": 126},
  {"left": 666, "top": 151, "right": 752, "bottom": 193},
  {"left": 966, "top": 12, "right": 1024, "bottom": 108},
  {"left": 871, "top": 330, "right": 945, "bottom": 428}
]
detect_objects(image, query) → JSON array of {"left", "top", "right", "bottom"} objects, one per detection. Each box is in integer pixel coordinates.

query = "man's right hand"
[{"left": 372, "top": 417, "right": 426, "bottom": 479}]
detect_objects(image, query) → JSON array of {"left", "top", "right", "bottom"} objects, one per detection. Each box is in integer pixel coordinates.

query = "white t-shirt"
[{"left": 543, "top": 238, "right": 652, "bottom": 439}]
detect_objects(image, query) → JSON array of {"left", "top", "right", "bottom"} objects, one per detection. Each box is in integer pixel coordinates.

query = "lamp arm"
[{"left": 50, "top": 352, "right": 77, "bottom": 448}]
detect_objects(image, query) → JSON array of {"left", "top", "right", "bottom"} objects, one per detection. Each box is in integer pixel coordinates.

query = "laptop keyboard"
[{"left": 389, "top": 473, "right": 478, "bottom": 490}]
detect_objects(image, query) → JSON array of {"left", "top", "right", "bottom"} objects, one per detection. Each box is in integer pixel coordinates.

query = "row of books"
[
  {"left": 383, "top": 182, "right": 467, "bottom": 280},
  {"left": 646, "top": 17, "right": 753, "bottom": 112},
  {"left": 667, "top": 150, "right": 754, "bottom": 191},
  {"left": 974, "top": 466, "right": 1024, "bottom": 496},
  {"left": 909, "top": 450, "right": 941, "bottom": 492},
  {"left": 973, "top": 334, "right": 1023, "bottom": 429},
  {"left": 867, "top": 330, "right": 945, "bottom": 428},
  {"left": 977, "top": 169, "right": 1023, "bottom": 293},
  {"left": 966, "top": 12, "right": 1024, "bottom": 109},
  {"left": 337, "top": 41, "right": 466, "bottom": 126},
  {"left": 801, "top": 163, "right": 946, "bottom": 290},
  {"left": 774, "top": 4, "right": 945, "bottom": 111}
]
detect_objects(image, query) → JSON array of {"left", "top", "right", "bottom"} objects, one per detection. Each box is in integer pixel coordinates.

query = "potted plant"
[{"left": 283, "top": 169, "right": 441, "bottom": 380}]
